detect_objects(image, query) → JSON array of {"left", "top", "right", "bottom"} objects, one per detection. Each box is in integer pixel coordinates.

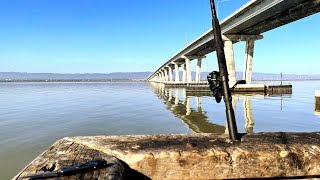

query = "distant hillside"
[
  {"left": 0, "top": 72, "right": 153, "bottom": 81},
  {"left": 0, "top": 72, "right": 319, "bottom": 81}
]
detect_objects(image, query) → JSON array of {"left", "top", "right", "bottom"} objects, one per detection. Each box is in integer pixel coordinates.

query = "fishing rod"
[{"left": 207, "top": 0, "right": 240, "bottom": 140}]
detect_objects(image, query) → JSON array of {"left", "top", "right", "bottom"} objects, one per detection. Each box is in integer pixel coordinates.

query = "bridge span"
[{"left": 147, "top": 0, "right": 320, "bottom": 85}]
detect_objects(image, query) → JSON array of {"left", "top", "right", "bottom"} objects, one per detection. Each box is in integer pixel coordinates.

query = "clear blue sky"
[{"left": 0, "top": 0, "right": 319, "bottom": 74}]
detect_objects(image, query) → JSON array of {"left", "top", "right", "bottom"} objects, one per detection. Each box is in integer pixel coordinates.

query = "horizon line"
[{"left": 0, "top": 71, "right": 319, "bottom": 76}]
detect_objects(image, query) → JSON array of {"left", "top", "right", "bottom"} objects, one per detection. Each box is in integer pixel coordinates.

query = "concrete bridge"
[{"left": 147, "top": 0, "right": 320, "bottom": 85}]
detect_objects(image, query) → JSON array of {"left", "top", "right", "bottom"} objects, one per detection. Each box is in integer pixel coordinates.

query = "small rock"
[{"left": 280, "top": 150, "right": 289, "bottom": 158}]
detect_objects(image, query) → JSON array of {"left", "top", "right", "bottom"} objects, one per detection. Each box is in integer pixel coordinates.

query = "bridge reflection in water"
[{"left": 149, "top": 82, "right": 291, "bottom": 134}]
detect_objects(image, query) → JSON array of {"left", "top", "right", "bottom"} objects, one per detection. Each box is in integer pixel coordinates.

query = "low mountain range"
[{"left": 0, "top": 72, "right": 319, "bottom": 81}]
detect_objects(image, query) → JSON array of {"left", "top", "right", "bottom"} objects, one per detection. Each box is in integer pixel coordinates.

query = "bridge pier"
[
  {"left": 196, "top": 58, "right": 202, "bottom": 83},
  {"left": 164, "top": 68, "right": 168, "bottom": 82},
  {"left": 174, "top": 63, "right": 180, "bottom": 83},
  {"left": 161, "top": 70, "right": 165, "bottom": 82},
  {"left": 182, "top": 64, "right": 186, "bottom": 83},
  {"left": 162, "top": 71, "right": 165, "bottom": 82},
  {"left": 182, "top": 56, "right": 192, "bottom": 83},
  {"left": 158, "top": 71, "right": 162, "bottom": 82},
  {"left": 158, "top": 72, "right": 161, "bottom": 82},
  {"left": 222, "top": 35, "right": 262, "bottom": 85},
  {"left": 180, "top": 55, "right": 206, "bottom": 84},
  {"left": 243, "top": 39, "right": 255, "bottom": 84},
  {"left": 224, "top": 40, "right": 236, "bottom": 86},
  {"left": 168, "top": 66, "right": 173, "bottom": 82}
]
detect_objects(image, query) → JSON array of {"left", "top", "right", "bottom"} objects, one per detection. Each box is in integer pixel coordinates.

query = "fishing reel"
[
  {"left": 207, "top": 71, "right": 222, "bottom": 103},
  {"left": 207, "top": 71, "right": 246, "bottom": 103}
]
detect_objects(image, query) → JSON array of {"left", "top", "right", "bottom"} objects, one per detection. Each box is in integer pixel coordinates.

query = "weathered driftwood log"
[
  {"left": 15, "top": 132, "right": 320, "bottom": 180},
  {"left": 66, "top": 132, "right": 320, "bottom": 179}
]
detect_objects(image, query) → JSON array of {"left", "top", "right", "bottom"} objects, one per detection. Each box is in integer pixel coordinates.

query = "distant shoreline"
[
  {"left": 0, "top": 79, "right": 319, "bottom": 83},
  {"left": 1, "top": 72, "right": 319, "bottom": 82},
  {"left": 0, "top": 79, "right": 147, "bottom": 83},
  {"left": 253, "top": 79, "right": 320, "bottom": 81}
]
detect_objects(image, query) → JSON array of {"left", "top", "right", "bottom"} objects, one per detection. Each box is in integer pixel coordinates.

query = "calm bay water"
[{"left": 0, "top": 81, "right": 319, "bottom": 179}]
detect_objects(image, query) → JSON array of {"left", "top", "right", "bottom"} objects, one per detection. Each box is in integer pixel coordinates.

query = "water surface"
[{"left": 0, "top": 81, "right": 319, "bottom": 179}]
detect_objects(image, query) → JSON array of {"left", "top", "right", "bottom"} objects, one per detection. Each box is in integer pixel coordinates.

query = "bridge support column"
[
  {"left": 182, "top": 64, "right": 186, "bottom": 83},
  {"left": 185, "top": 58, "right": 192, "bottom": 83},
  {"left": 224, "top": 40, "right": 236, "bottom": 86},
  {"left": 168, "top": 66, "right": 173, "bottom": 82},
  {"left": 160, "top": 71, "right": 164, "bottom": 83},
  {"left": 181, "top": 55, "right": 206, "bottom": 83},
  {"left": 158, "top": 73, "right": 161, "bottom": 82},
  {"left": 196, "top": 58, "right": 202, "bottom": 83},
  {"left": 164, "top": 68, "right": 168, "bottom": 82},
  {"left": 162, "top": 71, "right": 166, "bottom": 82},
  {"left": 181, "top": 56, "right": 192, "bottom": 83},
  {"left": 162, "top": 70, "right": 166, "bottom": 83},
  {"left": 174, "top": 63, "right": 180, "bottom": 83},
  {"left": 159, "top": 71, "right": 162, "bottom": 82},
  {"left": 243, "top": 40, "right": 255, "bottom": 84}
]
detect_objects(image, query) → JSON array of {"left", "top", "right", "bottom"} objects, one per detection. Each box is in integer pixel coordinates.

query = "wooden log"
[{"left": 59, "top": 132, "right": 320, "bottom": 180}]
